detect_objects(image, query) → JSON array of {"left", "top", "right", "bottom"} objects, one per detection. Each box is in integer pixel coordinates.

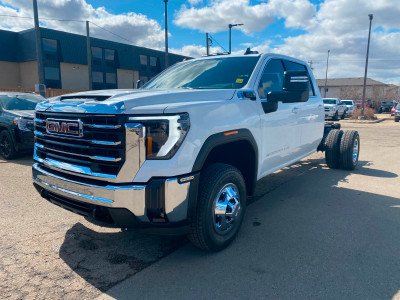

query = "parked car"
[
  {"left": 323, "top": 98, "right": 347, "bottom": 120},
  {"left": 0, "top": 92, "right": 45, "bottom": 159},
  {"left": 394, "top": 104, "right": 400, "bottom": 122},
  {"left": 32, "top": 53, "right": 360, "bottom": 251},
  {"left": 378, "top": 101, "right": 394, "bottom": 113},
  {"left": 341, "top": 100, "right": 355, "bottom": 116},
  {"left": 391, "top": 102, "right": 398, "bottom": 116}
]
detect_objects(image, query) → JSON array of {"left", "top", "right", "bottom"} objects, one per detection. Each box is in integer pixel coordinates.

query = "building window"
[
  {"left": 140, "top": 55, "right": 148, "bottom": 65},
  {"left": 44, "top": 67, "right": 60, "bottom": 81},
  {"left": 91, "top": 47, "right": 103, "bottom": 59},
  {"left": 150, "top": 56, "right": 157, "bottom": 67},
  {"left": 139, "top": 76, "right": 148, "bottom": 83},
  {"left": 105, "top": 49, "right": 115, "bottom": 60},
  {"left": 42, "top": 38, "right": 58, "bottom": 53},
  {"left": 106, "top": 73, "right": 116, "bottom": 84},
  {"left": 92, "top": 72, "right": 103, "bottom": 83}
]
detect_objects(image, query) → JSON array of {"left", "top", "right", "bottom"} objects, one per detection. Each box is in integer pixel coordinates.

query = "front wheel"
[
  {"left": 333, "top": 111, "right": 339, "bottom": 121},
  {"left": 189, "top": 163, "right": 247, "bottom": 251},
  {"left": 341, "top": 110, "right": 346, "bottom": 119},
  {"left": 0, "top": 130, "right": 17, "bottom": 160}
]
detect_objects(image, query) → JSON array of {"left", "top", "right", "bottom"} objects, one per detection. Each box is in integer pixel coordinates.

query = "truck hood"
[
  {"left": 5, "top": 110, "right": 35, "bottom": 118},
  {"left": 323, "top": 104, "right": 336, "bottom": 108},
  {"left": 36, "top": 89, "right": 236, "bottom": 114}
]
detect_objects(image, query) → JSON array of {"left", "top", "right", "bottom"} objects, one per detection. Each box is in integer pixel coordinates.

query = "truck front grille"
[{"left": 34, "top": 112, "right": 126, "bottom": 176}]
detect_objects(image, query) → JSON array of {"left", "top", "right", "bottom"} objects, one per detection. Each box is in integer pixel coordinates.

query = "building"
[
  {"left": 0, "top": 27, "right": 190, "bottom": 91},
  {"left": 316, "top": 78, "right": 399, "bottom": 103}
]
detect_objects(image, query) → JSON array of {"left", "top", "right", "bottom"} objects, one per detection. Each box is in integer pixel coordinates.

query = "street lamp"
[
  {"left": 324, "top": 49, "right": 330, "bottom": 98},
  {"left": 228, "top": 23, "right": 243, "bottom": 54},
  {"left": 164, "top": 0, "right": 169, "bottom": 68},
  {"left": 361, "top": 14, "right": 373, "bottom": 118}
]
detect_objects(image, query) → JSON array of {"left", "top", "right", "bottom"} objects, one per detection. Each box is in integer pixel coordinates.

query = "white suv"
[{"left": 32, "top": 53, "right": 360, "bottom": 251}]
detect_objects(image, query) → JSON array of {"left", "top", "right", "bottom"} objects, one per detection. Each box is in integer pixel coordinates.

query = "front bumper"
[
  {"left": 324, "top": 111, "right": 336, "bottom": 117},
  {"left": 33, "top": 163, "right": 197, "bottom": 229},
  {"left": 14, "top": 129, "right": 34, "bottom": 152}
]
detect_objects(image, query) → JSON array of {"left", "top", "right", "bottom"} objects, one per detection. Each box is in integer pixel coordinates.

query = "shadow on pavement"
[
  {"left": 0, "top": 153, "right": 34, "bottom": 166},
  {"left": 58, "top": 157, "right": 399, "bottom": 297}
]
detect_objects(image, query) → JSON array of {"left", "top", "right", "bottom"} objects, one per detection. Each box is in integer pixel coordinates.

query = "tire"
[
  {"left": 325, "top": 129, "right": 343, "bottom": 169},
  {"left": 189, "top": 163, "right": 247, "bottom": 251},
  {"left": 378, "top": 108, "right": 383, "bottom": 113},
  {"left": 341, "top": 111, "right": 346, "bottom": 119},
  {"left": 0, "top": 130, "right": 17, "bottom": 160},
  {"left": 332, "top": 111, "right": 339, "bottom": 121},
  {"left": 395, "top": 118, "right": 399, "bottom": 123},
  {"left": 340, "top": 130, "right": 360, "bottom": 170}
]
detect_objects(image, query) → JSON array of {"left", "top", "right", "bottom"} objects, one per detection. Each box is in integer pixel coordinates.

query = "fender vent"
[{"left": 60, "top": 95, "right": 112, "bottom": 101}]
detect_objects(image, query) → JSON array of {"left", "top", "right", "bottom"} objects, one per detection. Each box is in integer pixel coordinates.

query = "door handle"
[{"left": 292, "top": 107, "right": 300, "bottom": 114}]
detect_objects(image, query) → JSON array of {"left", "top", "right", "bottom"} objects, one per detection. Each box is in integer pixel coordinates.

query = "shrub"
[{"left": 350, "top": 108, "right": 377, "bottom": 120}]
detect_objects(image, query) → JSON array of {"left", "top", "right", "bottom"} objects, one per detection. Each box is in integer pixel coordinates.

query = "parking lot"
[{"left": 1, "top": 119, "right": 399, "bottom": 299}]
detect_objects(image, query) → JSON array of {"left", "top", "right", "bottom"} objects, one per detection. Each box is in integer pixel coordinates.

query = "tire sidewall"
[
  {"left": 202, "top": 168, "right": 247, "bottom": 250},
  {"left": 0, "top": 130, "right": 15, "bottom": 159}
]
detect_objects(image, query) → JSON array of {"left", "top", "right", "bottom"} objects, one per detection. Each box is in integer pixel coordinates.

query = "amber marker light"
[{"left": 224, "top": 130, "right": 238, "bottom": 136}]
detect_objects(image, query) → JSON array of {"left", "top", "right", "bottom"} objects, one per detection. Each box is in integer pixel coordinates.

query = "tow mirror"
[{"left": 267, "top": 70, "right": 310, "bottom": 103}]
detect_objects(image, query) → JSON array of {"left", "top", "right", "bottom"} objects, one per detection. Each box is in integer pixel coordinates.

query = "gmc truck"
[{"left": 32, "top": 53, "right": 360, "bottom": 251}]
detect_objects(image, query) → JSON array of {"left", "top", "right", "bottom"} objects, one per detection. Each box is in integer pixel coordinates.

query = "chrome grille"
[{"left": 34, "top": 112, "right": 126, "bottom": 176}]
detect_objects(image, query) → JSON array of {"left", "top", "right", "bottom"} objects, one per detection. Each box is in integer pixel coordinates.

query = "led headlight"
[
  {"left": 128, "top": 113, "right": 190, "bottom": 159},
  {"left": 13, "top": 117, "right": 34, "bottom": 132}
]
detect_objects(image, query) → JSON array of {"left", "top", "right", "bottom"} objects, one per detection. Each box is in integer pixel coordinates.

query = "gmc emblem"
[{"left": 46, "top": 119, "right": 83, "bottom": 137}]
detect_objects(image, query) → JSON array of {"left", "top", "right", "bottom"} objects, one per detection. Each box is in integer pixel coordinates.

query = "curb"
[{"left": 342, "top": 118, "right": 390, "bottom": 124}]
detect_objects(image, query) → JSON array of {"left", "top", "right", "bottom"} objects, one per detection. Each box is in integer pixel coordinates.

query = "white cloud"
[
  {"left": 170, "top": 45, "right": 223, "bottom": 57},
  {"left": 188, "top": 0, "right": 203, "bottom": 6}
]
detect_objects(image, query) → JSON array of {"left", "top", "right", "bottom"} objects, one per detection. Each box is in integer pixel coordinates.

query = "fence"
[{"left": 0, "top": 88, "right": 84, "bottom": 98}]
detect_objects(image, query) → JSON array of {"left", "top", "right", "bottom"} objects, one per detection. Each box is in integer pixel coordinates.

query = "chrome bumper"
[{"left": 33, "top": 163, "right": 192, "bottom": 225}]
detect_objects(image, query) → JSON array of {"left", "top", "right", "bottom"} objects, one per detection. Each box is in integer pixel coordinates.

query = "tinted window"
[
  {"left": 0, "top": 94, "right": 44, "bottom": 110},
  {"left": 91, "top": 47, "right": 102, "bottom": 59},
  {"left": 92, "top": 72, "right": 103, "bottom": 83},
  {"left": 323, "top": 99, "right": 337, "bottom": 104},
  {"left": 284, "top": 60, "right": 315, "bottom": 96},
  {"left": 42, "top": 38, "right": 57, "bottom": 53},
  {"left": 106, "top": 72, "right": 116, "bottom": 84},
  {"left": 258, "top": 59, "right": 284, "bottom": 99},
  {"left": 144, "top": 57, "right": 260, "bottom": 90},
  {"left": 105, "top": 49, "right": 115, "bottom": 60},
  {"left": 44, "top": 67, "right": 60, "bottom": 80},
  {"left": 140, "top": 55, "right": 148, "bottom": 65},
  {"left": 150, "top": 56, "right": 157, "bottom": 67},
  {"left": 342, "top": 100, "right": 353, "bottom": 105}
]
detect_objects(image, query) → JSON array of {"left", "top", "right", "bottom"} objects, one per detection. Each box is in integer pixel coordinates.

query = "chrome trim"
[
  {"left": 34, "top": 118, "right": 44, "bottom": 123},
  {"left": 164, "top": 178, "right": 190, "bottom": 222},
  {"left": 35, "top": 132, "right": 121, "bottom": 146},
  {"left": 86, "top": 124, "right": 121, "bottom": 129},
  {"left": 33, "top": 163, "right": 148, "bottom": 222},
  {"left": 91, "top": 140, "right": 121, "bottom": 146},
  {"left": 213, "top": 183, "right": 241, "bottom": 232}
]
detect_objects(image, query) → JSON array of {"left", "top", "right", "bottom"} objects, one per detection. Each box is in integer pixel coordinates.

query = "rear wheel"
[
  {"left": 341, "top": 110, "right": 346, "bottom": 119},
  {"left": 0, "top": 130, "right": 17, "bottom": 160},
  {"left": 332, "top": 111, "right": 339, "bottom": 121},
  {"left": 325, "top": 129, "right": 343, "bottom": 169},
  {"left": 340, "top": 130, "right": 360, "bottom": 170},
  {"left": 189, "top": 163, "right": 246, "bottom": 252}
]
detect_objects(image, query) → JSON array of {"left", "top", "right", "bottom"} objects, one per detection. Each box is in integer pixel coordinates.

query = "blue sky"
[{"left": 0, "top": 0, "right": 400, "bottom": 83}]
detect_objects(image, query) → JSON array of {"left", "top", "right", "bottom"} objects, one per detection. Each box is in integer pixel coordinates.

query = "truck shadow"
[
  {"left": 58, "top": 157, "right": 399, "bottom": 295},
  {"left": 0, "top": 153, "right": 34, "bottom": 166}
]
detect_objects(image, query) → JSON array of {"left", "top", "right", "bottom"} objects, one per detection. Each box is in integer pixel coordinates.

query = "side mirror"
[
  {"left": 136, "top": 80, "right": 143, "bottom": 89},
  {"left": 268, "top": 70, "right": 309, "bottom": 103}
]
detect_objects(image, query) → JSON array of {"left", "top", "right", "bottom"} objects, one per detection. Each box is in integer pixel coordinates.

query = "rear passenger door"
[{"left": 283, "top": 60, "right": 324, "bottom": 155}]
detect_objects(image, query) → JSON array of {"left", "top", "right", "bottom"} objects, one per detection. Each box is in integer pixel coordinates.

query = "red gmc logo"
[{"left": 46, "top": 119, "right": 82, "bottom": 137}]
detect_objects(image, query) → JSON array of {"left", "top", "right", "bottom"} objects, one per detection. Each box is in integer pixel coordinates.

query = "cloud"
[
  {"left": 170, "top": 45, "right": 223, "bottom": 57},
  {"left": 188, "top": 0, "right": 203, "bottom": 6}
]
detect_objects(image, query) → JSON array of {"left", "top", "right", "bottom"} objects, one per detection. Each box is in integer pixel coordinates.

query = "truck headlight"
[
  {"left": 13, "top": 117, "right": 34, "bottom": 131},
  {"left": 127, "top": 113, "right": 190, "bottom": 159}
]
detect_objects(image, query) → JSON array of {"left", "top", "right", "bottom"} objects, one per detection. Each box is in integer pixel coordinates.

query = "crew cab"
[
  {"left": 32, "top": 53, "right": 360, "bottom": 251},
  {"left": 394, "top": 104, "right": 400, "bottom": 122},
  {"left": 341, "top": 100, "right": 355, "bottom": 116},
  {"left": 323, "top": 98, "right": 347, "bottom": 120},
  {"left": 0, "top": 92, "right": 44, "bottom": 159}
]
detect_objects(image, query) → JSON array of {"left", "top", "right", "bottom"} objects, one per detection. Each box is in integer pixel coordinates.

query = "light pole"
[
  {"left": 228, "top": 23, "right": 243, "bottom": 54},
  {"left": 33, "top": 0, "right": 45, "bottom": 97},
  {"left": 361, "top": 14, "right": 373, "bottom": 118},
  {"left": 164, "top": 0, "right": 169, "bottom": 68},
  {"left": 324, "top": 49, "right": 330, "bottom": 98}
]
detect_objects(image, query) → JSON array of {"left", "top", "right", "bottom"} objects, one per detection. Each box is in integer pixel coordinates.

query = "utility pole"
[
  {"left": 33, "top": 0, "right": 45, "bottom": 97},
  {"left": 164, "top": 0, "right": 169, "bottom": 68},
  {"left": 308, "top": 60, "right": 313, "bottom": 71},
  {"left": 324, "top": 50, "right": 330, "bottom": 98},
  {"left": 86, "top": 21, "right": 92, "bottom": 90},
  {"left": 361, "top": 14, "right": 373, "bottom": 118},
  {"left": 228, "top": 23, "right": 243, "bottom": 54},
  {"left": 206, "top": 33, "right": 210, "bottom": 56}
]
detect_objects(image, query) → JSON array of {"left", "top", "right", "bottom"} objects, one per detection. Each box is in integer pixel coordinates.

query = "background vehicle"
[
  {"left": 323, "top": 98, "right": 347, "bottom": 120},
  {"left": 341, "top": 100, "right": 355, "bottom": 116},
  {"left": 0, "top": 92, "right": 44, "bottom": 159},
  {"left": 379, "top": 101, "right": 394, "bottom": 113},
  {"left": 394, "top": 104, "right": 400, "bottom": 122},
  {"left": 32, "top": 54, "right": 360, "bottom": 251},
  {"left": 391, "top": 102, "right": 398, "bottom": 116}
]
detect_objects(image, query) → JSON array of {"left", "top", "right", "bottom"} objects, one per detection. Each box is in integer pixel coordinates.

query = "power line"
[
  {"left": 208, "top": 34, "right": 228, "bottom": 53},
  {"left": 90, "top": 21, "right": 136, "bottom": 45}
]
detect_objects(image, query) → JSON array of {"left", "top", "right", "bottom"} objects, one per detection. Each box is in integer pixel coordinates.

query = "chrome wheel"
[
  {"left": 213, "top": 183, "right": 241, "bottom": 233},
  {"left": 353, "top": 138, "right": 359, "bottom": 162}
]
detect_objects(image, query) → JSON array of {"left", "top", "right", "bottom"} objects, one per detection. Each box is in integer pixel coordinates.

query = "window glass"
[
  {"left": 106, "top": 72, "right": 116, "bottom": 84},
  {"left": 91, "top": 47, "right": 102, "bottom": 59},
  {"left": 42, "top": 38, "right": 57, "bottom": 53},
  {"left": 139, "top": 76, "right": 148, "bottom": 83},
  {"left": 44, "top": 67, "right": 60, "bottom": 80},
  {"left": 258, "top": 59, "right": 284, "bottom": 99},
  {"left": 105, "top": 49, "right": 115, "bottom": 60},
  {"left": 144, "top": 57, "right": 260, "bottom": 90},
  {"left": 284, "top": 60, "right": 315, "bottom": 96},
  {"left": 92, "top": 72, "right": 103, "bottom": 83},
  {"left": 150, "top": 56, "right": 157, "bottom": 67},
  {"left": 140, "top": 55, "right": 148, "bottom": 65}
]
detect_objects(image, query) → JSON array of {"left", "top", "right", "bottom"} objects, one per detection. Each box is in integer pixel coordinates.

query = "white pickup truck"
[
  {"left": 32, "top": 53, "right": 360, "bottom": 251},
  {"left": 323, "top": 98, "right": 348, "bottom": 120}
]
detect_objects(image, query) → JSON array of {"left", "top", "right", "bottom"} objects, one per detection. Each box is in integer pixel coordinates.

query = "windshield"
[
  {"left": 323, "top": 99, "right": 337, "bottom": 104},
  {"left": 342, "top": 100, "right": 353, "bottom": 105},
  {"left": 0, "top": 94, "right": 44, "bottom": 111},
  {"left": 382, "top": 102, "right": 392, "bottom": 105},
  {"left": 143, "top": 56, "right": 260, "bottom": 90}
]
